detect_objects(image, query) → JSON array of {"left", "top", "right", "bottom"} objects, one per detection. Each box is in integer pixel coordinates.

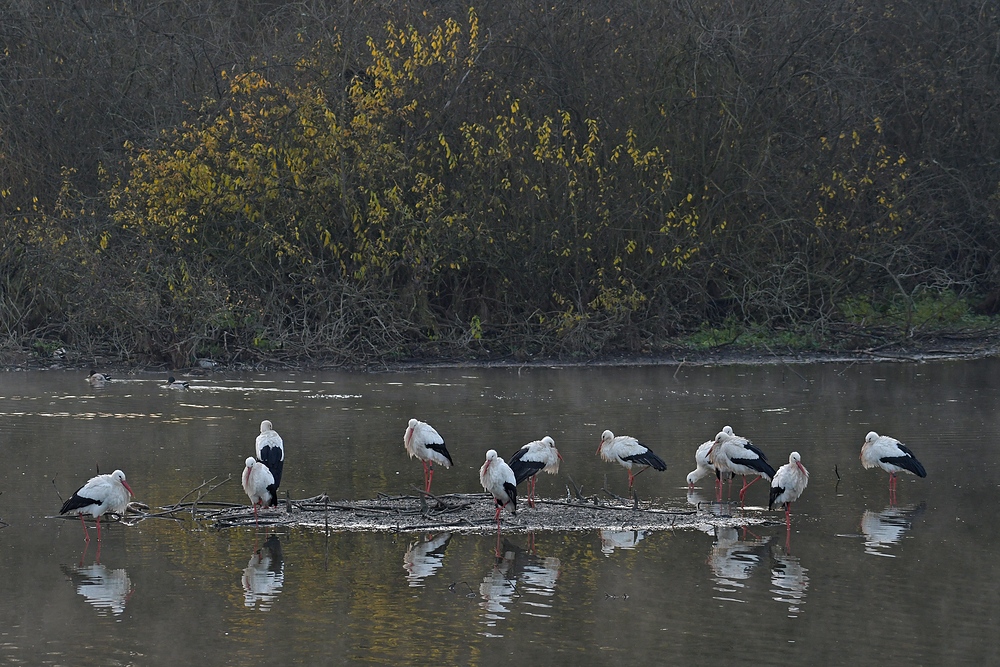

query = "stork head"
[
  {"left": 260, "top": 420, "right": 273, "bottom": 433},
  {"left": 541, "top": 436, "right": 563, "bottom": 460},
  {"left": 598, "top": 430, "right": 614, "bottom": 453},
  {"left": 111, "top": 469, "right": 134, "bottom": 497}
]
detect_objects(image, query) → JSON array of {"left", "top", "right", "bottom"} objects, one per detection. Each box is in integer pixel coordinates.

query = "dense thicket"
[{"left": 1, "top": 0, "right": 998, "bottom": 366}]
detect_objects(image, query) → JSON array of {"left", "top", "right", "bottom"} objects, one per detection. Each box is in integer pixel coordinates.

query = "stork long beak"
[
  {"left": 122, "top": 481, "right": 134, "bottom": 497},
  {"left": 557, "top": 452, "right": 564, "bottom": 461},
  {"left": 796, "top": 461, "right": 807, "bottom": 475}
]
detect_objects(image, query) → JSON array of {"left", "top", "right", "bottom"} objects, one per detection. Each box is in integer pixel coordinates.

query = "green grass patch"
[
  {"left": 681, "top": 318, "right": 823, "bottom": 351},
  {"left": 839, "top": 289, "right": 994, "bottom": 329}
]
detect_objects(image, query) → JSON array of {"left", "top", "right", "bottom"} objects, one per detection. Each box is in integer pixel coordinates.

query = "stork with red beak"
[
  {"left": 769, "top": 452, "right": 809, "bottom": 529},
  {"left": 404, "top": 419, "right": 454, "bottom": 494},
  {"left": 480, "top": 449, "right": 517, "bottom": 526},
  {"left": 242, "top": 457, "right": 275, "bottom": 527},
  {"left": 508, "top": 436, "right": 562, "bottom": 507},
  {"left": 861, "top": 431, "right": 926, "bottom": 504},
  {"left": 59, "top": 470, "right": 134, "bottom": 543},
  {"left": 598, "top": 430, "right": 667, "bottom": 493}
]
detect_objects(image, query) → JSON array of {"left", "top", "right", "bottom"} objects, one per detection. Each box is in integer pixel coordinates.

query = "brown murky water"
[{"left": 0, "top": 359, "right": 997, "bottom": 665}]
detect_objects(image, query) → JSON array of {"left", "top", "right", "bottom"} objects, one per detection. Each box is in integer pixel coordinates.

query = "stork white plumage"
[
  {"left": 255, "top": 420, "right": 284, "bottom": 506},
  {"left": 508, "top": 436, "right": 562, "bottom": 507},
  {"left": 404, "top": 418, "right": 454, "bottom": 494},
  {"left": 687, "top": 426, "right": 736, "bottom": 493},
  {"left": 769, "top": 451, "right": 810, "bottom": 530},
  {"left": 242, "top": 457, "right": 275, "bottom": 527},
  {"left": 708, "top": 429, "right": 776, "bottom": 505},
  {"left": 598, "top": 430, "right": 667, "bottom": 492},
  {"left": 687, "top": 441, "right": 716, "bottom": 488},
  {"left": 480, "top": 449, "right": 517, "bottom": 528},
  {"left": 861, "top": 431, "right": 927, "bottom": 504},
  {"left": 59, "top": 470, "right": 134, "bottom": 543}
]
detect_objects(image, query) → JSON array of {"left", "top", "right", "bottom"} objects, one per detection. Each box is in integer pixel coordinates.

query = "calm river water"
[{"left": 0, "top": 359, "right": 997, "bottom": 665}]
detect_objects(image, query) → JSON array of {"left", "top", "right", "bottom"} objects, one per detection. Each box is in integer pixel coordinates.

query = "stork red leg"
[
  {"left": 78, "top": 514, "right": 91, "bottom": 543},
  {"left": 738, "top": 475, "right": 762, "bottom": 505}
]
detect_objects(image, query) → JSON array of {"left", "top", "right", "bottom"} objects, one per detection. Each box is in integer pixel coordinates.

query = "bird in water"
[
  {"left": 404, "top": 418, "right": 454, "bottom": 494},
  {"left": 60, "top": 470, "right": 134, "bottom": 543},
  {"left": 769, "top": 451, "right": 810, "bottom": 531},
  {"left": 708, "top": 429, "right": 776, "bottom": 505},
  {"left": 508, "top": 436, "right": 562, "bottom": 507},
  {"left": 241, "top": 457, "right": 275, "bottom": 527},
  {"left": 598, "top": 429, "right": 667, "bottom": 493},
  {"left": 163, "top": 376, "right": 189, "bottom": 390},
  {"left": 480, "top": 449, "right": 517, "bottom": 525},
  {"left": 861, "top": 431, "right": 926, "bottom": 504},
  {"left": 86, "top": 370, "right": 111, "bottom": 387},
  {"left": 687, "top": 440, "right": 718, "bottom": 489},
  {"left": 255, "top": 420, "right": 284, "bottom": 506}
]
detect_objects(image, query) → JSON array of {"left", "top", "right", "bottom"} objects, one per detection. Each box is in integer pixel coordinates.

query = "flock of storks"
[
  {"left": 403, "top": 418, "right": 927, "bottom": 533},
  {"left": 59, "top": 371, "right": 929, "bottom": 544}
]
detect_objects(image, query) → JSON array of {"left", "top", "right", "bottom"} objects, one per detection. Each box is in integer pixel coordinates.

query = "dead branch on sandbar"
[{"left": 194, "top": 491, "right": 767, "bottom": 533}]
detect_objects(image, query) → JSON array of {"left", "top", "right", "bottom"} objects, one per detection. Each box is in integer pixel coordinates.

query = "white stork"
[
  {"left": 598, "top": 430, "right": 666, "bottom": 492},
  {"left": 687, "top": 440, "right": 716, "bottom": 488},
  {"left": 480, "top": 449, "right": 517, "bottom": 526},
  {"left": 687, "top": 426, "right": 736, "bottom": 493},
  {"left": 508, "top": 436, "right": 562, "bottom": 507},
  {"left": 404, "top": 418, "right": 454, "bottom": 494},
  {"left": 708, "top": 429, "right": 776, "bottom": 505},
  {"left": 241, "top": 457, "right": 275, "bottom": 527},
  {"left": 769, "top": 451, "right": 810, "bottom": 530},
  {"left": 861, "top": 431, "right": 926, "bottom": 504},
  {"left": 59, "top": 470, "right": 134, "bottom": 543},
  {"left": 255, "top": 420, "right": 284, "bottom": 506}
]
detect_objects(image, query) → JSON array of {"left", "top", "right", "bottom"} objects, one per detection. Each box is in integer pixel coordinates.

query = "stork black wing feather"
[
  {"left": 508, "top": 449, "right": 545, "bottom": 484},
  {"left": 60, "top": 492, "right": 100, "bottom": 515},
  {"left": 622, "top": 447, "right": 667, "bottom": 471},
  {"left": 425, "top": 440, "right": 454, "bottom": 467}
]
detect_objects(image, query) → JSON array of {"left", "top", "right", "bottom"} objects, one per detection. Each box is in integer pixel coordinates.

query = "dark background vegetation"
[{"left": 2, "top": 0, "right": 999, "bottom": 367}]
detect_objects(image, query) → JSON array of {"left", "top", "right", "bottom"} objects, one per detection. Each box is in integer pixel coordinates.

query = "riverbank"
[{"left": 5, "top": 327, "right": 999, "bottom": 374}]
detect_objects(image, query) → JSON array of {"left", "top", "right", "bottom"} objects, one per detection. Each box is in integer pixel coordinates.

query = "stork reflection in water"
[
  {"left": 403, "top": 533, "right": 452, "bottom": 587},
  {"left": 61, "top": 563, "right": 134, "bottom": 616},
  {"left": 709, "top": 526, "right": 771, "bottom": 602},
  {"left": 242, "top": 534, "right": 284, "bottom": 611},
  {"left": 770, "top": 544, "right": 809, "bottom": 618},
  {"left": 861, "top": 503, "right": 925, "bottom": 557}
]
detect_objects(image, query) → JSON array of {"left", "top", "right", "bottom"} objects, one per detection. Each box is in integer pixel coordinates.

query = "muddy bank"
[{"left": 5, "top": 328, "right": 999, "bottom": 375}]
